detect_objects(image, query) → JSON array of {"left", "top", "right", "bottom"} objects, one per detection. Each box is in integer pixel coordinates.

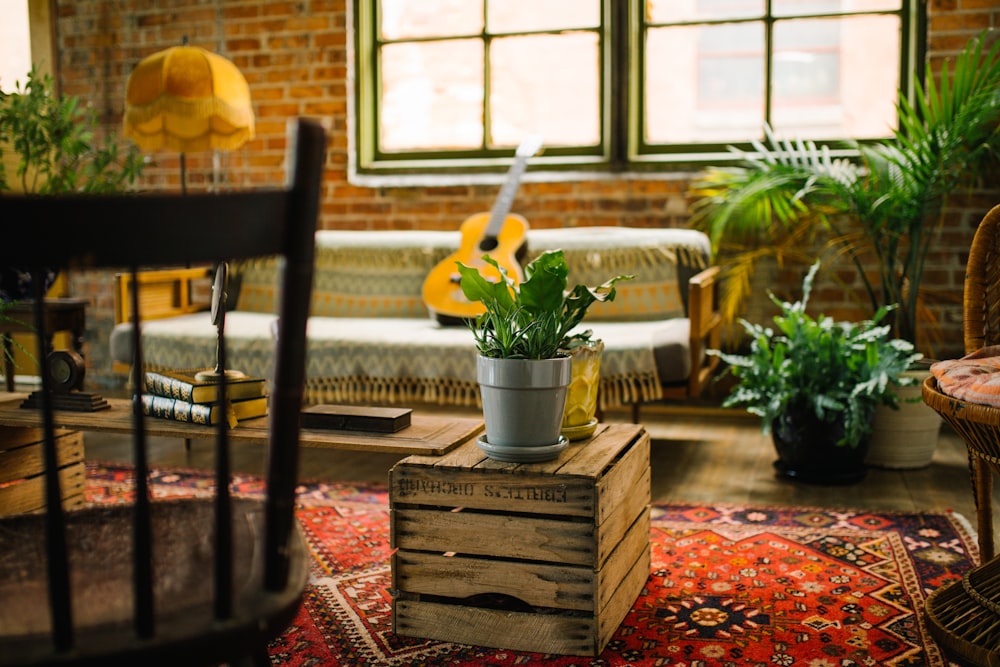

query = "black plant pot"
[
  {"left": 770, "top": 407, "right": 872, "bottom": 485},
  {"left": 0, "top": 267, "right": 57, "bottom": 303}
]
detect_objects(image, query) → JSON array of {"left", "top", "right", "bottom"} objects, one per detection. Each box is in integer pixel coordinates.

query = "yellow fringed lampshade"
[{"left": 124, "top": 46, "right": 254, "bottom": 153}]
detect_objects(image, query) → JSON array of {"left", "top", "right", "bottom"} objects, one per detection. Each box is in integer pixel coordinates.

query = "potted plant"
[
  {"left": 457, "top": 250, "right": 631, "bottom": 462},
  {"left": 689, "top": 31, "right": 1000, "bottom": 469},
  {"left": 0, "top": 67, "right": 145, "bottom": 196},
  {"left": 0, "top": 66, "right": 144, "bottom": 374},
  {"left": 712, "top": 262, "right": 922, "bottom": 484}
]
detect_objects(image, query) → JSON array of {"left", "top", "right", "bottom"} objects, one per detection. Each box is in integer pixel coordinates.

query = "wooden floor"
[{"left": 79, "top": 399, "right": 994, "bottom": 543}]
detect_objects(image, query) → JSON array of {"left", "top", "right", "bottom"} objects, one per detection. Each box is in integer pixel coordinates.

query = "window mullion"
[
  {"left": 609, "top": 0, "right": 628, "bottom": 169},
  {"left": 764, "top": 0, "right": 774, "bottom": 130}
]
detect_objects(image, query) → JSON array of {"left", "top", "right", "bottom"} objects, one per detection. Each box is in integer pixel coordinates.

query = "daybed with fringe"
[{"left": 110, "top": 227, "right": 720, "bottom": 415}]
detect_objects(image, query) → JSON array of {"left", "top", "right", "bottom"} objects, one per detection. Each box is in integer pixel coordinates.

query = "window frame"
[{"left": 352, "top": 0, "right": 925, "bottom": 178}]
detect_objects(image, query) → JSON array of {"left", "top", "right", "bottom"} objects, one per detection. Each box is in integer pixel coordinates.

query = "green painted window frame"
[{"left": 353, "top": 0, "right": 925, "bottom": 176}]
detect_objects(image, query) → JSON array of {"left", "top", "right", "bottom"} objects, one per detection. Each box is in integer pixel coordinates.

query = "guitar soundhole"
[{"left": 479, "top": 237, "right": 499, "bottom": 252}]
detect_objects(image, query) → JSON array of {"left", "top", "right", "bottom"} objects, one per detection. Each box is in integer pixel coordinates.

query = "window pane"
[
  {"left": 771, "top": 15, "right": 899, "bottom": 139},
  {"left": 773, "top": 0, "right": 901, "bottom": 16},
  {"left": 0, "top": 0, "right": 31, "bottom": 93},
  {"left": 647, "top": 0, "right": 764, "bottom": 23},
  {"left": 488, "top": 0, "right": 599, "bottom": 32},
  {"left": 379, "top": 0, "right": 482, "bottom": 40},
  {"left": 490, "top": 32, "right": 600, "bottom": 148},
  {"left": 646, "top": 23, "right": 765, "bottom": 144},
  {"left": 380, "top": 40, "right": 484, "bottom": 151}
]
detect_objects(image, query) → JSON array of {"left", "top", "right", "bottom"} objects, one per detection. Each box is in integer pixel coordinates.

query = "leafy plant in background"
[
  {"left": 712, "top": 262, "right": 922, "bottom": 447},
  {"left": 0, "top": 66, "right": 145, "bottom": 194},
  {"left": 689, "top": 30, "right": 1000, "bottom": 348},
  {"left": 458, "top": 250, "right": 632, "bottom": 360},
  {"left": 0, "top": 66, "right": 145, "bottom": 369}
]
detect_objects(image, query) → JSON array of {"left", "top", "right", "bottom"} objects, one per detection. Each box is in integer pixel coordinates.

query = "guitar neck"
[{"left": 482, "top": 153, "right": 533, "bottom": 242}]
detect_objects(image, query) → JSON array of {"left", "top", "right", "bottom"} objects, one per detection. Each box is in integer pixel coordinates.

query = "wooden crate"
[
  {"left": 390, "top": 422, "right": 650, "bottom": 656},
  {"left": 0, "top": 427, "right": 86, "bottom": 516}
]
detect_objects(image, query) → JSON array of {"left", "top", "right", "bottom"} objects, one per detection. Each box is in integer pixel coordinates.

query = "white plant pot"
[
  {"left": 865, "top": 368, "right": 942, "bottom": 469},
  {"left": 476, "top": 355, "right": 571, "bottom": 462}
]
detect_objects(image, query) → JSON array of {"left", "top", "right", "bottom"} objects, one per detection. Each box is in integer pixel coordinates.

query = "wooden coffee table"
[
  {"left": 0, "top": 391, "right": 482, "bottom": 516},
  {"left": 0, "top": 392, "right": 483, "bottom": 455}
]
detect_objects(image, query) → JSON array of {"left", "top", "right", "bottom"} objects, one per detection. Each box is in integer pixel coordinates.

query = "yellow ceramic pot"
[{"left": 561, "top": 339, "right": 604, "bottom": 440}]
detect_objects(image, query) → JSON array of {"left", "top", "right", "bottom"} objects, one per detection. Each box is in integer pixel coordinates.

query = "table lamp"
[
  {"left": 123, "top": 44, "right": 254, "bottom": 193},
  {"left": 123, "top": 44, "right": 255, "bottom": 381}
]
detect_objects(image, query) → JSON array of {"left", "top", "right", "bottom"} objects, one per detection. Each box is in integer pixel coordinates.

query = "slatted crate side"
[
  {"left": 393, "top": 520, "right": 652, "bottom": 657},
  {"left": 595, "top": 536, "right": 652, "bottom": 652},
  {"left": 0, "top": 428, "right": 83, "bottom": 485},
  {"left": 393, "top": 597, "right": 601, "bottom": 656},
  {"left": 391, "top": 550, "right": 598, "bottom": 611},
  {"left": 594, "top": 430, "right": 650, "bottom": 526},
  {"left": 392, "top": 506, "right": 597, "bottom": 565},
  {"left": 0, "top": 460, "right": 87, "bottom": 516},
  {"left": 596, "top": 506, "right": 650, "bottom": 612},
  {"left": 392, "top": 505, "right": 652, "bottom": 614},
  {"left": 390, "top": 463, "right": 597, "bottom": 517}
]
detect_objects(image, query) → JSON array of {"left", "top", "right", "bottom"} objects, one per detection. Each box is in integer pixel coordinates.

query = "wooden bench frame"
[{"left": 112, "top": 266, "right": 214, "bottom": 373}]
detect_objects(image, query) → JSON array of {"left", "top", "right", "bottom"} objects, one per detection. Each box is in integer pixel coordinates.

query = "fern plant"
[
  {"left": 690, "top": 30, "right": 1000, "bottom": 347},
  {"left": 712, "top": 263, "right": 922, "bottom": 448}
]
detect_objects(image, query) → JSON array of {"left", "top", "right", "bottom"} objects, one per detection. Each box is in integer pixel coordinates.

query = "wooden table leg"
[{"left": 2, "top": 335, "right": 13, "bottom": 393}]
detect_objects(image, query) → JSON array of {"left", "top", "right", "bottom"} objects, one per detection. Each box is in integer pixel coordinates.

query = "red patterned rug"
[{"left": 86, "top": 462, "right": 978, "bottom": 666}]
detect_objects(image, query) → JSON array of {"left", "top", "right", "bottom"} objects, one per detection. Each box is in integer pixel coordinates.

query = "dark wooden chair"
[{"left": 0, "top": 117, "right": 326, "bottom": 666}]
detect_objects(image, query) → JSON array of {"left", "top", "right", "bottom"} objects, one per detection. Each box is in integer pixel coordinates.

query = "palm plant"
[{"left": 689, "top": 30, "right": 1000, "bottom": 347}]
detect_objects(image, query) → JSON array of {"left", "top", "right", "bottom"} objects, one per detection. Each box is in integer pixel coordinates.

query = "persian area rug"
[{"left": 85, "top": 463, "right": 978, "bottom": 666}]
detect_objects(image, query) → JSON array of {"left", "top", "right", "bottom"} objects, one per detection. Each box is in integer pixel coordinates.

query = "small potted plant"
[
  {"left": 711, "top": 262, "right": 921, "bottom": 484},
  {"left": 0, "top": 67, "right": 144, "bottom": 374},
  {"left": 457, "top": 250, "right": 631, "bottom": 462}
]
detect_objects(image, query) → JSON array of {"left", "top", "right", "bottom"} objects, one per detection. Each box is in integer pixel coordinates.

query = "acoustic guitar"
[{"left": 422, "top": 136, "right": 543, "bottom": 324}]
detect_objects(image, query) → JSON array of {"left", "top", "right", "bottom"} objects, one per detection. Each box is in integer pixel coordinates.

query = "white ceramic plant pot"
[
  {"left": 476, "top": 355, "right": 571, "bottom": 462},
  {"left": 865, "top": 368, "right": 942, "bottom": 469}
]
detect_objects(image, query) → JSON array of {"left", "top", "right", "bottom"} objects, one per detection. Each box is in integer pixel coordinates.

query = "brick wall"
[{"left": 49, "top": 0, "right": 1000, "bottom": 387}]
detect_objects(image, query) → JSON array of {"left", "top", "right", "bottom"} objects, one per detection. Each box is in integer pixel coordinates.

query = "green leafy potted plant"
[
  {"left": 0, "top": 67, "right": 145, "bottom": 196},
  {"left": 457, "top": 250, "right": 631, "bottom": 462},
  {"left": 712, "top": 262, "right": 921, "bottom": 484},
  {"left": 0, "top": 66, "right": 144, "bottom": 372}
]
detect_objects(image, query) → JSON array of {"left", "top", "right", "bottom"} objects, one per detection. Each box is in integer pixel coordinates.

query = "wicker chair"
[
  {"left": 922, "top": 203, "right": 1000, "bottom": 666},
  {"left": 0, "top": 117, "right": 326, "bottom": 666}
]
